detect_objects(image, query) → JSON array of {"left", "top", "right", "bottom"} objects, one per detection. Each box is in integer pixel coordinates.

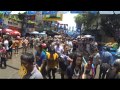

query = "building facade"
[{"left": 3, "top": 17, "right": 22, "bottom": 33}]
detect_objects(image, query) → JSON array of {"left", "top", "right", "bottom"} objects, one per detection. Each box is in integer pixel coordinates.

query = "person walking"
[
  {"left": 46, "top": 49, "right": 59, "bottom": 79},
  {"left": 19, "top": 52, "right": 43, "bottom": 79},
  {"left": 99, "top": 47, "right": 113, "bottom": 79}
]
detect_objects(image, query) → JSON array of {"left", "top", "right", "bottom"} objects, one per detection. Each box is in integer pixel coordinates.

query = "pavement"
[{"left": 0, "top": 48, "right": 100, "bottom": 79}]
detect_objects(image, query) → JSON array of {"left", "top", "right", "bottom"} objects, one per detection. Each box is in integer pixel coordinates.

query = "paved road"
[
  {"left": 0, "top": 48, "right": 100, "bottom": 79},
  {"left": 0, "top": 48, "right": 61, "bottom": 79}
]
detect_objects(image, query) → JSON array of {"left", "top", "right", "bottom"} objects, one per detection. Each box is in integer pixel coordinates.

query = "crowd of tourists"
[{"left": 0, "top": 34, "right": 120, "bottom": 79}]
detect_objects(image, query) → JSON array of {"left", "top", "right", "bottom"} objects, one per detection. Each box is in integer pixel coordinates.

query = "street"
[
  {"left": 0, "top": 48, "right": 100, "bottom": 79},
  {"left": 0, "top": 48, "right": 62, "bottom": 79}
]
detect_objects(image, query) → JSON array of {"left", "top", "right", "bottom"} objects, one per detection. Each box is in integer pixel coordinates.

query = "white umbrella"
[
  {"left": 84, "top": 35, "right": 93, "bottom": 38},
  {"left": 30, "top": 31, "right": 40, "bottom": 35}
]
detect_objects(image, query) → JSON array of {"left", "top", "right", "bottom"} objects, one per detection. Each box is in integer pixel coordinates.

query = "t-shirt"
[
  {"left": 23, "top": 66, "right": 43, "bottom": 79},
  {"left": 54, "top": 45, "right": 64, "bottom": 55},
  {"left": 4, "top": 40, "right": 9, "bottom": 50},
  {"left": 22, "top": 39, "right": 29, "bottom": 46},
  {"left": 14, "top": 40, "right": 19, "bottom": 47},
  {"left": 46, "top": 52, "right": 59, "bottom": 68},
  {"left": 35, "top": 50, "right": 47, "bottom": 67},
  {"left": 93, "top": 53, "right": 101, "bottom": 65},
  {"left": 67, "top": 41, "right": 73, "bottom": 47}
]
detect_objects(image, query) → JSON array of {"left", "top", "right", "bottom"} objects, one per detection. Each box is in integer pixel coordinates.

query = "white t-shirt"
[
  {"left": 30, "top": 66, "right": 43, "bottom": 79},
  {"left": 54, "top": 45, "right": 64, "bottom": 55},
  {"left": 67, "top": 41, "right": 73, "bottom": 47},
  {"left": 4, "top": 40, "right": 9, "bottom": 50}
]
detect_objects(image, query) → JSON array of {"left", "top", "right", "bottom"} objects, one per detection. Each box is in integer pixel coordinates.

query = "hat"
[{"left": 41, "top": 43, "right": 47, "bottom": 48}]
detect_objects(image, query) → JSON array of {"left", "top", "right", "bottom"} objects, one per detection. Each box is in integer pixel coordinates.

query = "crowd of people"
[{"left": 0, "top": 34, "right": 120, "bottom": 79}]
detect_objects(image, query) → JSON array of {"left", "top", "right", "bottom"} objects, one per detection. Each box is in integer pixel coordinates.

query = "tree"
[
  {"left": 18, "top": 12, "right": 27, "bottom": 36},
  {"left": 74, "top": 14, "right": 84, "bottom": 28},
  {"left": 74, "top": 12, "right": 100, "bottom": 31},
  {"left": 100, "top": 14, "right": 120, "bottom": 38}
]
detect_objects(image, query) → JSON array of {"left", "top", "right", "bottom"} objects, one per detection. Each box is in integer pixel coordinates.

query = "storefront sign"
[{"left": 43, "top": 14, "right": 63, "bottom": 21}]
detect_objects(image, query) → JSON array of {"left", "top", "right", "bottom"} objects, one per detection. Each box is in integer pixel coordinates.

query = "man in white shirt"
[
  {"left": 4, "top": 38, "right": 9, "bottom": 51},
  {"left": 54, "top": 42, "right": 64, "bottom": 56}
]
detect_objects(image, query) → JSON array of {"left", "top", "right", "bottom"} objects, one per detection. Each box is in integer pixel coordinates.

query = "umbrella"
[
  {"left": 30, "top": 31, "right": 40, "bottom": 35},
  {"left": 10, "top": 31, "right": 21, "bottom": 36},
  {"left": 2, "top": 29, "right": 13, "bottom": 34},
  {"left": 84, "top": 35, "right": 94, "bottom": 38}
]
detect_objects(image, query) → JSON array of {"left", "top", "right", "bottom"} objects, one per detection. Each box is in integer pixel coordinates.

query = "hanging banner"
[{"left": 43, "top": 13, "right": 63, "bottom": 21}]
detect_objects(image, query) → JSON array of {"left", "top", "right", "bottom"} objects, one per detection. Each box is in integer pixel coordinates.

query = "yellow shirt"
[{"left": 46, "top": 52, "right": 59, "bottom": 68}]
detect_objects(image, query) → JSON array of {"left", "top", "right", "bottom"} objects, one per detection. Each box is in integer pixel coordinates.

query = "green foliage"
[
  {"left": 74, "top": 12, "right": 99, "bottom": 30},
  {"left": 74, "top": 14, "right": 84, "bottom": 27},
  {"left": 100, "top": 14, "right": 120, "bottom": 37},
  {"left": 74, "top": 12, "right": 120, "bottom": 38}
]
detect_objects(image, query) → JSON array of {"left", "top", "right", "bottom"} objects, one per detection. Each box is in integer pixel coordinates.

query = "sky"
[
  {"left": 58, "top": 12, "right": 78, "bottom": 30},
  {"left": 10, "top": 11, "right": 26, "bottom": 14}
]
